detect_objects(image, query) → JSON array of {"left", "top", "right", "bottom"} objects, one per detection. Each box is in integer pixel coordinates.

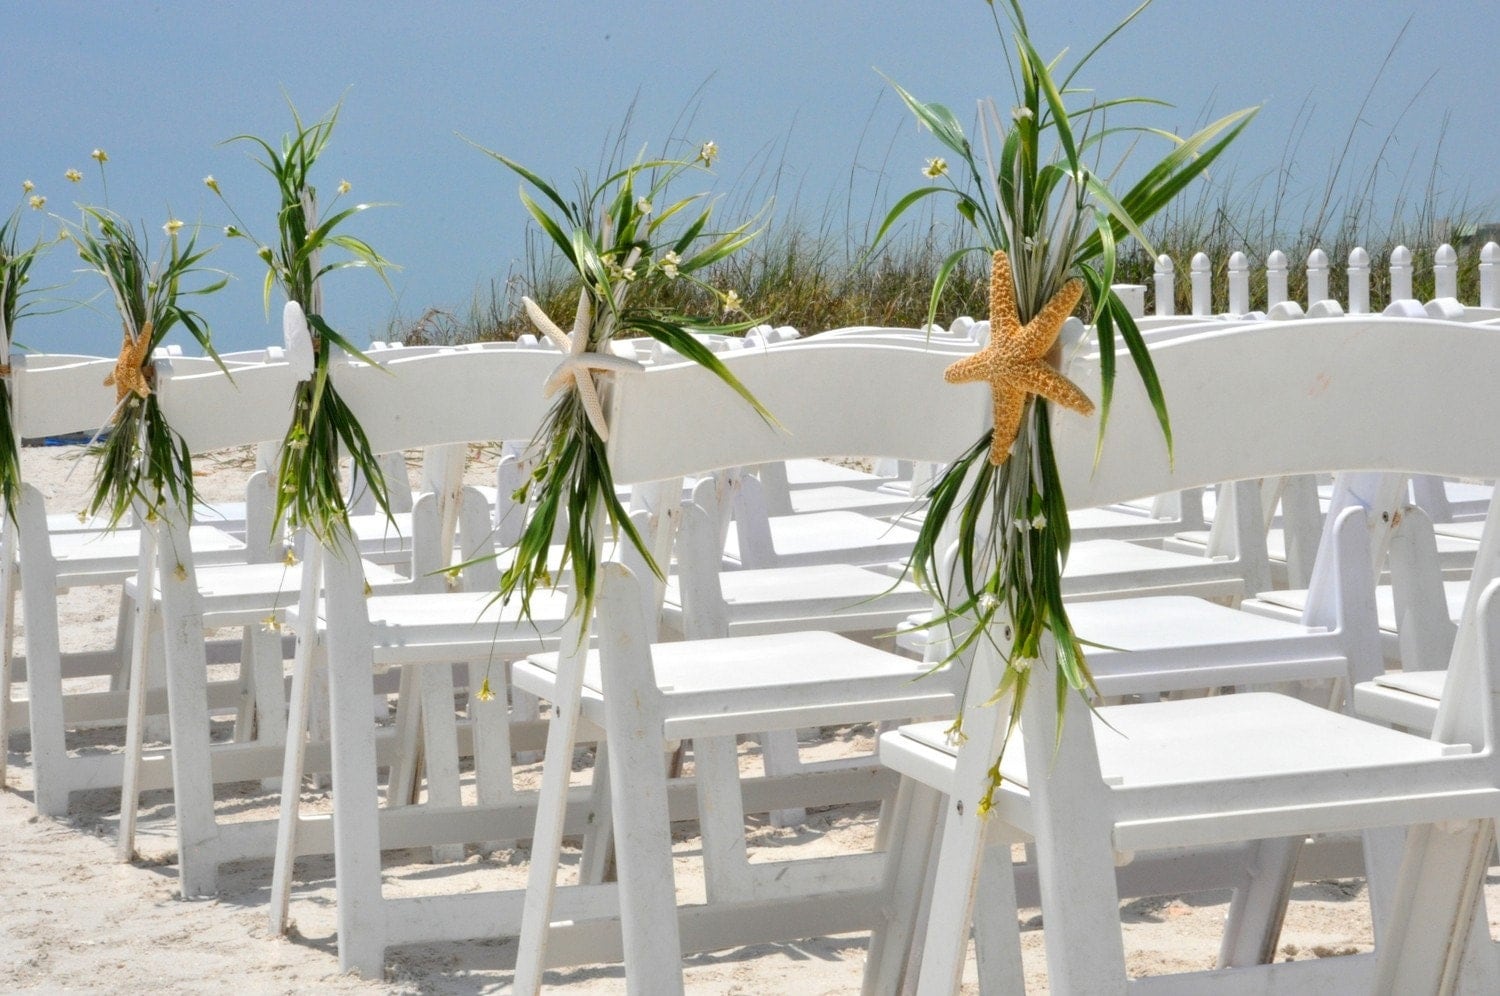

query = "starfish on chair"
[
  {"left": 944, "top": 250, "right": 1094, "bottom": 465},
  {"left": 523, "top": 289, "right": 644, "bottom": 442},
  {"left": 104, "top": 325, "right": 154, "bottom": 403}
]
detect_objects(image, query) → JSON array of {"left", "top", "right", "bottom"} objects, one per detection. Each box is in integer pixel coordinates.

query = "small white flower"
[
  {"left": 223, "top": 225, "right": 239, "bottom": 238},
  {"left": 722, "top": 288, "right": 743, "bottom": 315},
  {"left": 698, "top": 140, "right": 719, "bottom": 166},
  {"left": 27, "top": 195, "right": 44, "bottom": 210},
  {"left": 91, "top": 148, "right": 108, "bottom": 163},
  {"left": 923, "top": 157, "right": 948, "bottom": 179},
  {"left": 1011, "top": 657, "right": 1037, "bottom": 673},
  {"left": 163, "top": 218, "right": 184, "bottom": 236},
  {"left": 204, "top": 175, "right": 220, "bottom": 194},
  {"left": 659, "top": 250, "right": 681, "bottom": 280},
  {"left": 1031, "top": 513, "right": 1047, "bottom": 530},
  {"left": 336, "top": 179, "right": 351, "bottom": 195},
  {"left": 619, "top": 265, "right": 637, "bottom": 282},
  {"left": 1012, "top": 106, "right": 1033, "bottom": 123},
  {"left": 635, "top": 196, "right": 652, "bottom": 215},
  {"left": 64, "top": 168, "right": 82, "bottom": 183},
  {"left": 21, "top": 179, "right": 34, "bottom": 193},
  {"left": 977, "top": 592, "right": 1000, "bottom": 613}
]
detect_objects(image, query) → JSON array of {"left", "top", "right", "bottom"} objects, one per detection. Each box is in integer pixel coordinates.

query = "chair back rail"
[{"left": 328, "top": 347, "right": 558, "bottom": 454}]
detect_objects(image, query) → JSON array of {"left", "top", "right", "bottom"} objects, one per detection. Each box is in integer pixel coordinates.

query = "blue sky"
[{"left": 5, "top": 0, "right": 1496, "bottom": 354}]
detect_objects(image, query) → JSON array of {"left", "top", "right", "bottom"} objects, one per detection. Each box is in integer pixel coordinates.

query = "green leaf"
[{"left": 868, "top": 185, "right": 951, "bottom": 252}]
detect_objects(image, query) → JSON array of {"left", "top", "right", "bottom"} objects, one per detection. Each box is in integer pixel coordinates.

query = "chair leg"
[
  {"left": 248, "top": 625, "right": 287, "bottom": 791},
  {"left": 418, "top": 662, "right": 464, "bottom": 863},
  {"left": 1020, "top": 665, "right": 1129, "bottom": 996},
  {"left": 386, "top": 665, "right": 422, "bottom": 806},
  {"left": 1373, "top": 818, "right": 1494, "bottom": 993},
  {"left": 1217, "top": 835, "right": 1301, "bottom": 967},
  {"left": 323, "top": 543, "right": 388, "bottom": 978},
  {"left": 512, "top": 610, "right": 592, "bottom": 996},
  {"left": 232, "top": 628, "right": 256, "bottom": 741},
  {"left": 863, "top": 777, "right": 940, "bottom": 996},
  {"left": 158, "top": 538, "right": 222, "bottom": 898},
  {"left": 693, "top": 734, "right": 752, "bottom": 902},
  {"left": 600, "top": 645, "right": 683, "bottom": 995},
  {"left": 577, "top": 740, "right": 614, "bottom": 885},
  {"left": 761, "top": 728, "right": 807, "bottom": 827},
  {"left": 971, "top": 837, "right": 1025, "bottom": 994},
  {"left": 269, "top": 544, "right": 322, "bottom": 936},
  {"left": 117, "top": 574, "right": 158, "bottom": 862},
  {"left": 0, "top": 523, "right": 16, "bottom": 787},
  {"left": 469, "top": 660, "right": 514, "bottom": 854}
]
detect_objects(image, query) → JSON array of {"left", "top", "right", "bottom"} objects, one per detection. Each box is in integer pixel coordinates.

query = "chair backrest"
[
  {"left": 11, "top": 355, "right": 119, "bottom": 439},
  {"left": 1053, "top": 315, "right": 1500, "bottom": 505},
  {"left": 606, "top": 342, "right": 986, "bottom": 484},
  {"left": 328, "top": 347, "right": 558, "bottom": 454},
  {"left": 155, "top": 353, "right": 299, "bottom": 453}
]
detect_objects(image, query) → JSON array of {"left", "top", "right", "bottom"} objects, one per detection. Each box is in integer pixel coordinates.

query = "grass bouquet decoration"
[
  {"left": 475, "top": 139, "right": 770, "bottom": 620},
  {"left": 63, "top": 155, "right": 227, "bottom": 526},
  {"left": 878, "top": 0, "right": 1255, "bottom": 807},
  {"left": 0, "top": 196, "right": 52, "bottom": 517},
  {"left": 213, "top": 101, "right": 397, "bottom": 543}
]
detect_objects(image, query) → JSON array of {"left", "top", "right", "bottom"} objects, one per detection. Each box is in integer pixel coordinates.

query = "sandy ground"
[{"left": 0, "top": 444, "right": 1483, "bottom": 993}]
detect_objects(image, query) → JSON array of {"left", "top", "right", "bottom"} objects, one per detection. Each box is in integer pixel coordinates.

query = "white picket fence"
[{"left": 1139, "top": 241, "right": 1500, "bottom": 317}]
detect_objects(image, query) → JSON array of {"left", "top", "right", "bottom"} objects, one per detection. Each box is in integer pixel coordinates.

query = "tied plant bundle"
[
  {"left": 475, "top": 139, "right": 772, "bottom": 622},
  {"left": 0, "top": 199, "right": 51, "bottom": 517},
  {"left": 213, "top": 100, "right": 397, "bottom": 544},
  {"left": 878, "top": 0, "right": 1255, "bottom": 809},
  {"left": 65, "top": 166, "right": 227, "bottom": 525}
]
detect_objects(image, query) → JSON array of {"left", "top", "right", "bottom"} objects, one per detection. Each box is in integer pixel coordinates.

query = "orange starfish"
[
  {"left": 104, "top": 325, "right": 153, "bottom": 403},
  {"left": 945, "top": 250, "right": 1094, "bottom": 465}
]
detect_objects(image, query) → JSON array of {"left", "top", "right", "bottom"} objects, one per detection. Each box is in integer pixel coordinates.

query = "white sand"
[{"left": 0, "top": 444, "right": 1476, "bottom": 993}]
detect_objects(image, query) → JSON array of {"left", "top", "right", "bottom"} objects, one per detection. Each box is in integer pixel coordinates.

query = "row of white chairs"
[{"left": 3, "top": 304, "right": 1498, "bottom": 992}]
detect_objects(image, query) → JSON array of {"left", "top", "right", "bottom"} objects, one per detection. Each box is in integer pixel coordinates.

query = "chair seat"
[
  {"left": 1067, "top": 506, "right": 1186, "bottom": 541},
  {"left": 47, "top": 525, "right": 245, "bottom": 585},
  {"left": 784, "top": 485, "right": 921, "bottom": 517},
  {"left": 515, "top": 630, "right": 954, "bottom": 739},
  {"left": 1435, "top": 519, "right": 1484, "bottom": 542},
  {"left": 292, "top": 588, "right": 577, "bottom": 666},
  {"left": 1372, "top": 669, "right": 1446, "bottom": 698},
  {"left": 662, "top": 563, "right": 930, "bottom": 633},
  {"left": 1060, "top": 539, "right": 1246, "bottom": 600},
  {"left": 901, "top": 596, "right": 1341, "bottom": 693},
  {"left": 127, "top": 559, "right": 409, "bottom": 622},
  {"left": 348, "top": 511, "right": 415, "bottom": 563},
  {"left": 1255, "top": 580, "right": 1467, "bottom": 635},
  {"left": 889, "top": 692, "right": 1477, "bottom": 850},
  {"left": 1352, "top": 670, "right": 1448, "bottom": 734},
  {"left": 724, "top": 511, "right": 921, "bottom": 569},
  {"left": 1071, "top": 596, "right": 1344, "bottom": 694},
  {"left": 783, "top": 458, "right": 891, "bottom": 490}
]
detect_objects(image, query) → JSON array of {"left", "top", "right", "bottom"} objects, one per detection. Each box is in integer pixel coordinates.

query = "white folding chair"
[
  {"left": 870, "top": 314, "right": 1500, "bottom": 993},
  {"left": 5, "top": 354, "right": 246, "bottom": 816},
  {"left": 508, "top": 341, "right": 992, "bottom": 994}
]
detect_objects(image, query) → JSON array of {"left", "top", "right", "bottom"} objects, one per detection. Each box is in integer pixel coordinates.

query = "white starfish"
[{"left": 522, "top": 289, "right": 644, "bottom": 441}]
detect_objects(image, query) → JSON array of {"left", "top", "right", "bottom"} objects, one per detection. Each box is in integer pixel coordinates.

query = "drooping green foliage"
[
  {"left": 65, "top": 203, "right": 227, "bottom": 525},
  {"left": 878, "top": 0, "right": 1256, "bottom": 809},
  {"left": 215, "top": 99, "right": 398, "bottom": 544},
  {"left": 473, "top": 138, "right": 772, "bottom": 620}
]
